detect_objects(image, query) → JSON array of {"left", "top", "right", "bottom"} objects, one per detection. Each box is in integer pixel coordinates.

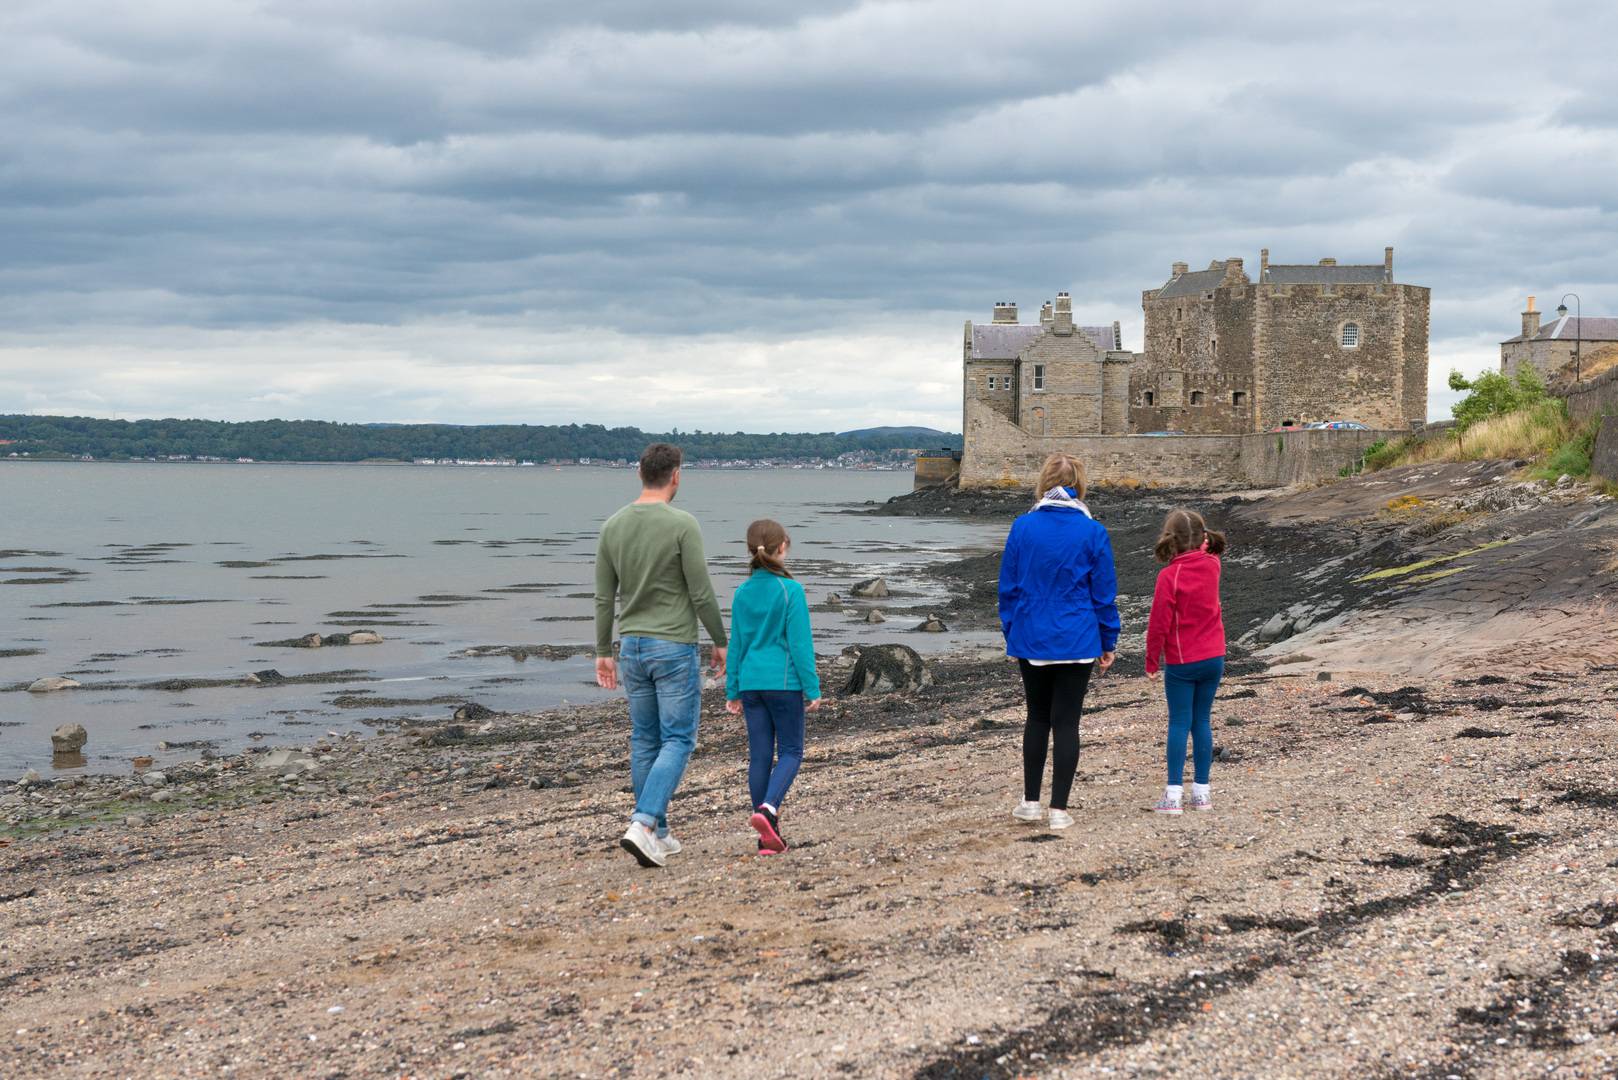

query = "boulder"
[
  {"left": 140, "top": 771, "right": 168, "bottom": 787},
  {"left": 915, "top": 615, "right": 948, "bottom": 633},
  {"left": 345, "top": 630, "right": 384, "bottom": 645},
  {"left": 252, "top": 669, "right": 286, "bottom": 684},
  {"left": 864, "top": 609, "right": 887, "bottom": 624},
  {"left": 824, "top": 593, "right": 844, "bottom": 611},
  {"left": 454, "top": 701, "right": 496, "bottom": 722},
  {"left": 51, "top": 723, "right": 88, "bottom": 754},
  {"left": 841, "top": 644, "right": 933, "bottom": 696},
  {"left": 850, "top": 577, "right": 890, "bottom": 599},
  {"left": 17, "top": 769, "right": 42, "bottom": 789},
  {"left": 255, "top": 749, "right": 319, "bottom": 776},
  {"left": 1257, "top": 612, "right": 1292, "bottom": 643},
  {"left": 299, "top": 633, "right": 323, "bottom": 648},
  {"left": 27, "top": 676, "right": 80, "bottom": 694}
]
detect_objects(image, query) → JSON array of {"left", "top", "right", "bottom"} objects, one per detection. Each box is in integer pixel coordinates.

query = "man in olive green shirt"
[{"left": 594, "top": 443, "right": 727, "bottom": 868}]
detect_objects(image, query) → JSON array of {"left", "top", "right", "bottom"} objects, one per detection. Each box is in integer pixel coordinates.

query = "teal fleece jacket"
[{"left": 725, "top": 569, "right": 821, "bottom": 700}]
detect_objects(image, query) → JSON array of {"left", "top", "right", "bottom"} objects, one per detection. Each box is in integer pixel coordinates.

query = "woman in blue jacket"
[
  {"left": 998, "top": 453, "right": 1120, "bottom": 830},
  {"left": 725, "top": 518, "right": 821, "bottom": 854}
]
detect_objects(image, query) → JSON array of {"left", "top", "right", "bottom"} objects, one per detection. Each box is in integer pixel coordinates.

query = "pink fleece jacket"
[{"left": 1144, "top": 550, "right": 1226, "bottom": 674}]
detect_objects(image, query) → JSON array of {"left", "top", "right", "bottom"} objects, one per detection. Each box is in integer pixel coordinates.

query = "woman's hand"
[
  {"left": 806, "top": 697, "right": 823, "bottom": 712},
  {"left": 1098, "top": 651, "right": 1116, "bottom": 672},
  {"left": 725, "top": 699, "right": 743, "bottom": 715},
  {"left": 1146, "top": 669, "right": 1161, "bottom": 681}
]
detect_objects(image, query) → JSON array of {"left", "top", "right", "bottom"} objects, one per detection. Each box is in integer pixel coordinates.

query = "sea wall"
[
  {"left": 960, "top": 398, "right": 1392, "bottom": 489},
  {"left": 913, "top": 453, "right": 961, "bottom": 489},
  {"left": 1563, "top": 365, "right": 1618, "bottom": 425}
]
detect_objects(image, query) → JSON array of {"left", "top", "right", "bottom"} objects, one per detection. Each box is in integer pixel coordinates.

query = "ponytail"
[
  {"left": 745, "top": 519, "right": 792, "bottom": 577},
  {"left": 1154, "top": 509, "right": 1228, "bottom": 562}
]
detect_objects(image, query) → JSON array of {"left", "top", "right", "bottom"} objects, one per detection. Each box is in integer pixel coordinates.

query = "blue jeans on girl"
[
  {"left": 620, "top": 636, "right": 702, "bottom": 836},
  {"left": 740, "top": 690, "right": 805, "bottom": 811},
  {"left": 1163, "top": 656, "right": 1224, "bottom": 786}
]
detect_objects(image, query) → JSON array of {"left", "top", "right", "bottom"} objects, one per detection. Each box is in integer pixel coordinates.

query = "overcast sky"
[{"left": 3, "top": 0, "right": 1614, "bottom": 431}]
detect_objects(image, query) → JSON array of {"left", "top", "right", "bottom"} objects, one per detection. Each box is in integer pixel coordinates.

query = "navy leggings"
[
  {"left": 741, "top": 690, "right": 805, "bottom": 811},
  {"left": 1163, "top": 656, "right": 1223, "bottom": 785}
]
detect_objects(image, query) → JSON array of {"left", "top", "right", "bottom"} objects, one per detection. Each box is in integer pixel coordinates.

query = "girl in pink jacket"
[{"left": 1144, "top": 509, "right": 1227, "bottom": 815}]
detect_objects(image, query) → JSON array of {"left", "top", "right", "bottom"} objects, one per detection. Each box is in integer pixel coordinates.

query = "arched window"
[{"left": 1340, "top": 322, "right": 1361, "bottom": 348}]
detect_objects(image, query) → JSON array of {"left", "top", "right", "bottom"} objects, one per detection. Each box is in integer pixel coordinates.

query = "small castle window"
[
  {"left": 1232, "top": 391, "right": 1248, "bottom": 407},
  {"left": 1190, "top": 391, "right": 1204, "bottom": 406},
  {"left": 1032, "top": 364, "right": 1046, "bottom": 391},
  {"left": 1210, "top": 337, "right": 1217, "bottom": 359},
  {"left": 1340, "top": 322, "right": 1361, "bottom": 348},
  {"left": 1175, "top": 337, "right": 1183, "bottom": 356},
  {"left": 1143, "top": 391, "right": 1156, "bottom": 407}
]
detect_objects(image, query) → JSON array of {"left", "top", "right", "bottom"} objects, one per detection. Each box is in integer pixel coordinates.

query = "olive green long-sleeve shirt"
[{"left": 594, "top": 501, "right": 727, "bottom": 658}]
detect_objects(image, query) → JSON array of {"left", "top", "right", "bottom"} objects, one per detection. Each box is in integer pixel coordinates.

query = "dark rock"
[
  {"left": 252, "top": 669, "right": 287, "bottom": 684},
  {"left": 850, "top": 577, "right": 890, "bottom": 599},
  {"left": 915, "top": 615, "right": 948, "bottom": 633},
  {"left": 841, "top": 644, "right": 933, "bottom": 696},
  {"left": 454, "top": 702, "right": 496, "bottom": 722}
]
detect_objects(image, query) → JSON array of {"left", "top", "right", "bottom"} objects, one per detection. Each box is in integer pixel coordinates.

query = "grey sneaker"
[
  {"left": 620, "top": 823, "right": 667, "bottom": 867},
  {"left": 1188, "top": 792, "right": 1212, "bottom": 812},
  {"left": 658, "top": 832, "right": 683, "bottom": 855},
  {"left": 1152, "top": 797, "right": 1183, "bottom": 816},
  {"left": 1013, "top": 800, "right": 1043, "bottom": 822},
  {"left": 1048, "top": 809, "right": 1075, "bottom": 829}
]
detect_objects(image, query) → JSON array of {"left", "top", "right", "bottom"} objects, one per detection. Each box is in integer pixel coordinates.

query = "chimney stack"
[
  {"left": 1112, "top": 320, "right": 1122, "bottom": 351},
  {"left": 1260, "top": 248, "right": 1269, "bottom": 275},
  {"left": 1053, "top": 292, "right": 1074, "bottom": 336},
  {"left": 1222, "top": 257, "right": 1245, "bottom": 285},
  {"left": 1384, "top": 246, "right": 1394, "bottom": 280},
  {"left": 992, "top": 301, "right": 1018, "bottom": 324},
  {"left": 1039, "top": 300, "right": 1054, "bottom": 325},
  {"left": 1522, "top": 296, "right": 1540, "bottom": 339},
  {"left": 1171, "top": 261, "right": 1188, "bottom": 276},
  {"left": 1319, "top": 257, "right": 1337, "bottom": 266}
]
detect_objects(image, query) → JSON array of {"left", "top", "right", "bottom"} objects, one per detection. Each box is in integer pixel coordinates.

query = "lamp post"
[{"left": 1556, "top": 293, "right": 1582, "bottom": 383}]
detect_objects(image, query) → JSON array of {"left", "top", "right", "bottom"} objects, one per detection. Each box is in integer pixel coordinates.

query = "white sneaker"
[
  {"left": 620, "top": 823, "right": 666, "bottom": 868},
  {"left": 658, "top": 833, "right": 682, "bottom": 855},
  {"left": 1048, "top": 809, "right": 1074, "bottom": 829},
  {"left": 1013, "top": 800, "right": 1043, "bottom": 822}
]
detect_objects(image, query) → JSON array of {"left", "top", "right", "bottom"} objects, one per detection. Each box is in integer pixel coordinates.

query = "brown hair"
[
  {"left": 1034, "top": 452, "right": 1086, "bottom": 502},
  {"left": 639, "top": 443, "right": 682, "bottom": 488},
  {"left": 1154, "top": 509, "right": 1227, "bottom": 563},
  {"left": 746, "top": 518, "right": 792, "bottom": 577}
]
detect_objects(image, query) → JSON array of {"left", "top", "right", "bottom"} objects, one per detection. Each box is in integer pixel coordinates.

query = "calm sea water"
[{"left": 0, "top": 462, "right": 1003, "bottom": 777}]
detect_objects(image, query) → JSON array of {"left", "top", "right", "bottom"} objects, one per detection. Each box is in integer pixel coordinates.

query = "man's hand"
[
  {"left": 710, "top": 646, "right": 727, "bottom": 678},
  {"left": 725, "top": 698, "right": 743, "bottom": 715},
  {"left": 806, "top": 697, "right": 823, "bottom": 712},
  {"left": 1098, "top": 650, "right": 1116, "bottom": 672},
  {"left": 595, "top": 657, "right": 618, "bottom": 690}
]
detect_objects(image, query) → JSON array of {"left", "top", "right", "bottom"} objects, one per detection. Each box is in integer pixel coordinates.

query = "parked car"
[
  {"left": 1268, "top": 421, "right": 1304, "bottom": 432},
  {"left": 1139, "top": 430, "right": 1185, "bottom": 437},
  {"left": 1305, "top": 420, "right": 1369, "bottom": 430}
]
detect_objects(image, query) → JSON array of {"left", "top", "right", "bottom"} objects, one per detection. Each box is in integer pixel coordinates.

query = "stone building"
[
  {"left": 1130, "top": 248, "right": 1429, "bottom": 434},
  {"left": 1500, "top": 296, "right": 1618, "bottom": 388},
  {"left": 961, "top": 294, "right": 1134, "bottom": 439}
]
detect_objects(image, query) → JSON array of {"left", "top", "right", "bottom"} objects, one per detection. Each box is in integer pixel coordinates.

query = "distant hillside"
[
  {"left": 837, "top": 426, "right": 952, "bottom": 442},
  {"left": 0, "top": 414, "right": 963, "bottom": 464}
]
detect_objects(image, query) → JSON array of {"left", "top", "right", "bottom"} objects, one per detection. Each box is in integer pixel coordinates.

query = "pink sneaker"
[
  {"left": 1152, "top": 797, "right": 1183, "bottom": 816},
  {"left": 1189, "top": 792, "right": 1212, "bottom": 811}
]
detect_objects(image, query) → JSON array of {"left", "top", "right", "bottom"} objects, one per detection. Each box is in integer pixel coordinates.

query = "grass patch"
[
  {"left": 1356, "top": 539, "right": 1514, "bottom": 582},
  {"left": 1405, "top": 566, "right": 1469, "bottom": 584}
]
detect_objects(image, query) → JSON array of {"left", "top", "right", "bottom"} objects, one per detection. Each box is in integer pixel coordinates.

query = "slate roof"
[
  {"left": 1154, "top": 267, "right": 1229, "bottom": 299},
  {"left": 1262, "top": 263, "right": 1388, "bottom": 286},
  {"left": 969, "top": 323, "right": 1118, "bottom": 359},
  {"left": 1501, "top": 315, "right": 1618, "bottom": 345}
]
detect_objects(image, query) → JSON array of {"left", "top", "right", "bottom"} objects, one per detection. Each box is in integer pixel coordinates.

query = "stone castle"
[{"left": 957, "top": 248, "right": 1429, "bottom": 488}]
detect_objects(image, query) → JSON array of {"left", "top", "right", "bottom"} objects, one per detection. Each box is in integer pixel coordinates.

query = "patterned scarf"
[{"left": 1034, "top": 485, "right": 1092, "bottom": 517}]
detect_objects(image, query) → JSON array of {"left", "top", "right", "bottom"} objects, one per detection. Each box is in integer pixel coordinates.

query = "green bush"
[{"left": 1448, "top": 367, "right": 1547, "bottom": 434}]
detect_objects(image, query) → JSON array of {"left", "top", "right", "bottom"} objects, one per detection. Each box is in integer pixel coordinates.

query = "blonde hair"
[
  {"left": 1034, "top": 452, "right": 1086, "bottom": 501},
  {"left": 745, "top": 518, "right": 792, "bottom": 577},
  {"left": 1154, "top": 509, "right": 1228, "bottom": 562}
]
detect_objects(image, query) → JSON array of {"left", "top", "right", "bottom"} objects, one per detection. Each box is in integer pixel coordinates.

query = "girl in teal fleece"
[{"left": 724, "top": 518, "right": 821, "bottom": 854}]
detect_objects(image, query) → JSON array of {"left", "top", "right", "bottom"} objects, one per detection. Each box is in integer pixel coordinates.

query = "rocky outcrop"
[
  {"left": 840, "top": 644, "right": 933, "bottom": 695},
  {"left": 915, "top": 615, "right": 949, "bottom": 633},
  {"left": 850, "top": 577, "right": 890, "bottom": 599},
  {"left": 27, "top": 676, "right": 80, "bottom": 693},
  {"left": 863, "top": 609, "right": 886, "bottom": 624}
]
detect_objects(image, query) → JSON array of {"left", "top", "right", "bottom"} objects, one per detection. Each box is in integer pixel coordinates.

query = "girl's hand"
[
  {"left": 725, "top": 699, "right": 743, "bottom": 715},
  {"left": 1146, "top": 669, "right": 1161, "bottom": 681},
  {"left": 1098, "top": 651, "right": 1116, "bottom": 671},
  {"left": 806, "top": 697, "right": 823, "bottom": 712}
]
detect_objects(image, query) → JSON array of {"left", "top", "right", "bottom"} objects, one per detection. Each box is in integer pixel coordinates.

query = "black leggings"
[{"left": 1017, "top": 659, "right": 1094, "bottom": 810}]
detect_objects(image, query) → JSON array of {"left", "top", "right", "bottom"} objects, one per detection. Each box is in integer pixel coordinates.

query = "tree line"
[{"left": 0, "top": 415, "right": 960, "bottom": 463}]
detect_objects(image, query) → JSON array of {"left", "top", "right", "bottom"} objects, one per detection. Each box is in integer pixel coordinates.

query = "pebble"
[{"left": 125, "top": 814, "right": 149, "bottom": 828}]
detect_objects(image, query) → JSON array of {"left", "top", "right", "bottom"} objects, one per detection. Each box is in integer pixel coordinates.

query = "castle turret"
[
  {"left": 1053, "top": 292, "right": 1074, "bottom": 336},
  {"left": 992, "top": 301, "right": 1018, "bottom": 324}
]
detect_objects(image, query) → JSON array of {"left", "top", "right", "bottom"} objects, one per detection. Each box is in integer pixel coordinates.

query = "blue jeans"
[
  {"left": 619, "top": 636, "right": 702, "bottom": 835},
  {"left": 741, "top": 690, "right": 806, "bottom": 811},
  {"left": 1163, "top": 656, "right": 1223, "bottom": 786}
]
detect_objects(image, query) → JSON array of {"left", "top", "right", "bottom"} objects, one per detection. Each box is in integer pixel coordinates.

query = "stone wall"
[
  {"left": 913, "top": 453, "right": 961, "bottom": 489},
  {"left": 1564, "top": 364, "right": 1618, "bottom": 425},
  {"left": 961, "top": 397, "right": 1391, "bottom": 489},
  {"left": 1592, "top": 418, "right": 1618, "bottom": 485}
]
